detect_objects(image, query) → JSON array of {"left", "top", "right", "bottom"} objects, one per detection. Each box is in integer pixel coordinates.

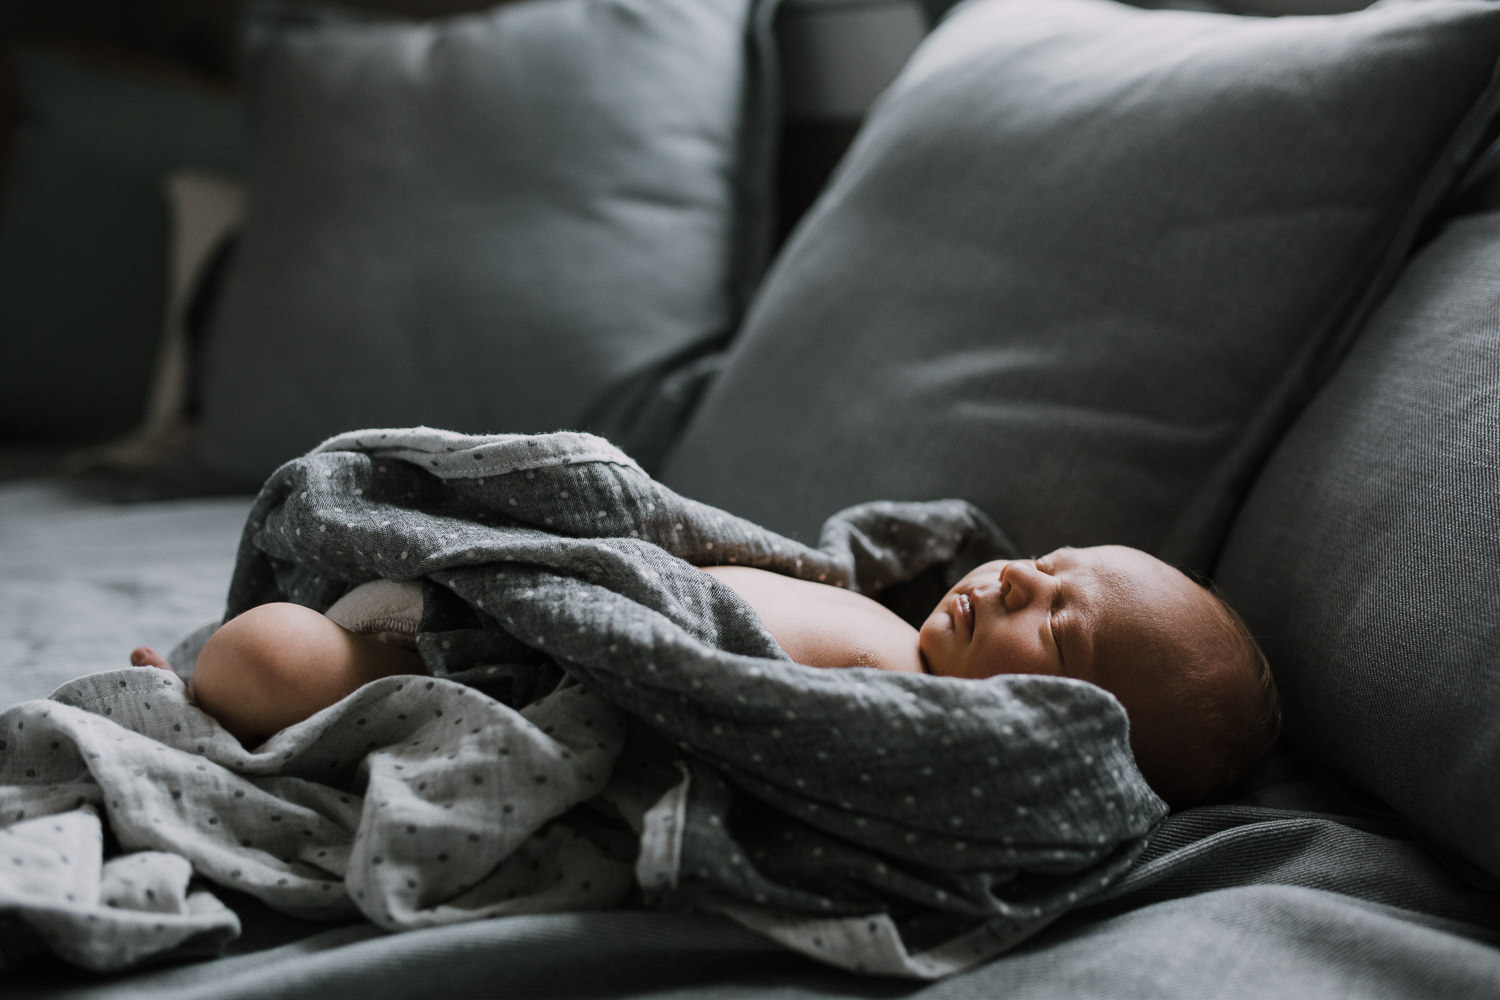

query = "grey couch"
[{"left": 3, "top": 0, "right": 1499, "bottom": 996}]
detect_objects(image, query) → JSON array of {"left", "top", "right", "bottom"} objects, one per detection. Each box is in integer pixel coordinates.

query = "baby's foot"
[{"left": 130, "top": 646, "right": 172, "bottom": 671}]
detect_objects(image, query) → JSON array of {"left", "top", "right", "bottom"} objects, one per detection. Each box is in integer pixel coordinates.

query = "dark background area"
[{"left": 0, "top": 0, "right": 892, "bottom": 249}]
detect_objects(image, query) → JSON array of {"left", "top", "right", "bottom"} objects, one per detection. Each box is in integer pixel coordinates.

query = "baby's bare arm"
[{"left": 189, "top": 602, "right": 422, "bottom": 747}]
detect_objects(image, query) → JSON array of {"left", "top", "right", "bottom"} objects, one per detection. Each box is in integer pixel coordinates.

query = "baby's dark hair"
[{"left": 1175, "top": 584, "right": 1282, "bottom": 806}]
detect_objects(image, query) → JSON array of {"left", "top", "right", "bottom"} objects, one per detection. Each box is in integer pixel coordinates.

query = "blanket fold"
[{"left": 0, "top": 428, "right": 1165, "bottom": 978}]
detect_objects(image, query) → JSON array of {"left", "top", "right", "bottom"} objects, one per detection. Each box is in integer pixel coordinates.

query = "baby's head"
[{"left": 918, "top": 545, "right": 1280, "bottom": 806}]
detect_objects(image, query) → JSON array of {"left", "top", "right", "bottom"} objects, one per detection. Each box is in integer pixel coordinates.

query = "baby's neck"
[{"left": 702, "top": 566, "right": 925, "bottom": 674}]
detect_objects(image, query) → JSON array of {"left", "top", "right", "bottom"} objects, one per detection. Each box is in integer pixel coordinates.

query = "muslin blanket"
[{"left": 0, "top": 428, "right": 1165, "bottom": 977}]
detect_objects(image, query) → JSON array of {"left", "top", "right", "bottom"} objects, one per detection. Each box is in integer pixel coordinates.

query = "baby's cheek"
[
  {"left": 962, "top": 656, "right": 1015, "bottom": 681},
  {"left": 923, "top": 640, "right": 982, "bottom": 680},
  {"left": 971, "top": 634, "right": 1047, "bottom": 679}
]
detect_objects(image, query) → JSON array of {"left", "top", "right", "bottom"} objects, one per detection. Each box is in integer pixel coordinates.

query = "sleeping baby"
[{"left": 132, "top": 544, "right": 1280, "bottom": 807}]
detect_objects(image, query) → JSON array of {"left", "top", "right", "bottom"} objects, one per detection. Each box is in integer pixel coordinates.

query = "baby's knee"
[
  {"left": 196, "top": 603, "right": 315, "bottom": 689},
  {"left": 191, "top": 602, "right": 343, "bottom": 743}
]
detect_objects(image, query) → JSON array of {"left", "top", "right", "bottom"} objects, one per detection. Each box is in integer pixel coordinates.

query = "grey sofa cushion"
[
  {"left": 1214, "top": 210, "right": 1500, "bottom": 877},
  {"left": 195, "top": 0, "right": 776, "bottom": 487},
  {"left": 659, "top": 0, "right": 1500, "bottom": 571}
]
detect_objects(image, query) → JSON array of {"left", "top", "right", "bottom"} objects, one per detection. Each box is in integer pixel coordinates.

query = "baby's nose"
[{"left": 999, "top": 559, "right": 1052, "bottom": 611}]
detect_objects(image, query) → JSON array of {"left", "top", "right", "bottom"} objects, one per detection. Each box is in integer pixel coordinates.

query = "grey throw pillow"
[
  {"left": 1214, "top": 210, "right": 1500, "bottom": 877},
  {"left": 195, "top": 0, "right": 777, "bottom": 487},
  {"left": 659, "top": 0, "right": 1500, "bottom": 572}
]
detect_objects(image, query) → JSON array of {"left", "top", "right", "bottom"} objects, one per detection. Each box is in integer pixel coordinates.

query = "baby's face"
[
  {"left": 918, "top": 545, "right": 1203, "bottom": 686},
  {"left": 918, "top": 545, "right": 1251, "bottom": 801}
]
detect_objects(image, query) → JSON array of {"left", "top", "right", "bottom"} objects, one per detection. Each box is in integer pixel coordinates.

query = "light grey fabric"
[
  {"left": 660, "top": 0, "right": 1500, "bottom": 572},
  {"left": 1214, "top": 210, "right": 1500, "bottom": 878},
  {"left": 1, "top": 429, "right": 1166, "bottom": 976},
  {"left": 0, "top": 808, "right": 240, "bottom": 972},
  {"left": 194, "top": 0, "right": 778, "bottom": 488}
]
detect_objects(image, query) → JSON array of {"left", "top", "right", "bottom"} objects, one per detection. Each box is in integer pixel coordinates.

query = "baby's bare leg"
[{"left": 190, "top": 602, "right": 422, "bottom": 747}]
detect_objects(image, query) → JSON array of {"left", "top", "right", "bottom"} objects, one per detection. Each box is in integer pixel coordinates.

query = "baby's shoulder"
[{"left": 701, "top": 566, "right": 923, "bottom": 674}]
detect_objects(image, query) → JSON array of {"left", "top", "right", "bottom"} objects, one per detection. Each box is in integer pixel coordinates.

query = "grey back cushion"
[
  {"left": 660, "top": 0, "right": 1500, "bottom": 571},
  {"left": 1215, "top": 210, "right": 1500, "bottom": 877},
  {"left": 195, "top": 0, "right": 776, "bottom": 487}
]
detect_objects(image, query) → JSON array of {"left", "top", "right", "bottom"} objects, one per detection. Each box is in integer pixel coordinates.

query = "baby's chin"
[
  {"left": 906, "top": 632, "right": 966, "bottom": 680},
  {"left": 915, "top": 618, "right": 946, "bottom": 674}
]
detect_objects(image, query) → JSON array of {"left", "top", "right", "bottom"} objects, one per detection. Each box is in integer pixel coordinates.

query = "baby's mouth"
[{"left": 955, "top": 592, "right": 974, "bottom": 639}]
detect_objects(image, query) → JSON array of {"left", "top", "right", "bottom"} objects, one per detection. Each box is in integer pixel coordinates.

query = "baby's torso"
[
  {"left": 329, "top": 569, "right": 926, "bottom": 674},
  {"left": 701, "top": 566, "right": 924, "bottom": 674}
]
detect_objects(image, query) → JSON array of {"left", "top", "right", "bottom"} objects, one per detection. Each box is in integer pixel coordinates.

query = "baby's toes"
[{"left": 130, "top": 646, "right": 172, "bottom": 670}]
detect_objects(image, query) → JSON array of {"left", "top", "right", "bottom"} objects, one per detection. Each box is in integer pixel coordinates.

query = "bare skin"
[
  {"left": 700, "top": 566, "right": 926, "bottom": 674},
  {"left": 707, "top": 548, "right": 1262, "bottom": 802},
  {"left": 133, "top": 546, "right": 1265, "bottom": 801},
  {"left": 133, "top": 602, "right": 421, "bottom": 747},
  {"left": 913, "top": 547, "right": 1263, "bottom": 802}
]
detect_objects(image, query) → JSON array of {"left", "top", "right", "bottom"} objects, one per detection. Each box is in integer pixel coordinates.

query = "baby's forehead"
[
  {"left": 1076, "top": 549, "right": 1210, "bottom": 617},
  {"left": 1091, "top": 585, "right": 1239, "bottom": 698}
]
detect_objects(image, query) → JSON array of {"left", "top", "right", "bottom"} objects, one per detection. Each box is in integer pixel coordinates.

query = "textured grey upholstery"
[
  {"left": 1216, "top": 209, "right": 1500, "bottom": 877},
  {"left": 196, "top": 0, "right": 777, "bottom": 486},
  {"left": 661, "top": 0, "right": 1500, "bottom": 573}
]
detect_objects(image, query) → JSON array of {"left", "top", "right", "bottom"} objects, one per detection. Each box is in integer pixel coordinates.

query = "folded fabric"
[{"left": 0, "top": 429, "right": 1163, "bottom": 977}]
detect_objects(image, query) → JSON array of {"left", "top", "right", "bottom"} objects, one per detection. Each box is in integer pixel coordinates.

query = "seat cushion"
[{"left": 660, "top": 0, "right": 1500, "bottom": 573}]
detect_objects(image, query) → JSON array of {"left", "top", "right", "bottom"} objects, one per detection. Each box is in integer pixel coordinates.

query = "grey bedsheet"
[{"left": 3, "top": 440, "right": 1499, "bottom": 999}]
